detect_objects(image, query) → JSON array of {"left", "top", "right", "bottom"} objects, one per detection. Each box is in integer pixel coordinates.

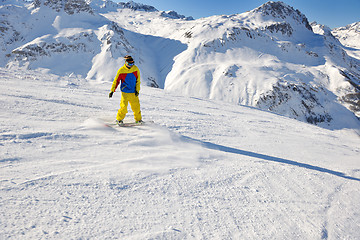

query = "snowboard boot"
[{"left": 116, "top": 119, "right": 124, "bottom": 126}]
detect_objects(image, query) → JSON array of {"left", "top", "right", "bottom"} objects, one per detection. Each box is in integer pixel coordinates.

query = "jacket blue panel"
[{"left": 121, "top": 73, "right": 137, "bottom": 93}]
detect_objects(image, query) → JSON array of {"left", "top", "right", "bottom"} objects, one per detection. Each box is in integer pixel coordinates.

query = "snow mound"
[
  {"left": 81, "top": 117, "right": 206, "bottom": 172},
  {"left": 82, "top": 118, "right": 110, "bottom": 130}
]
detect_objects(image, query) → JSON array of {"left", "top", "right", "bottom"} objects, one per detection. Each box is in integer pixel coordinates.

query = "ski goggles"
[{"left": 126, "top": 61, "right": 134, "bottom": 66}]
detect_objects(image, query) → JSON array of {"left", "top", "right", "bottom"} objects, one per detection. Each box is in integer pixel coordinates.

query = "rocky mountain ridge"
[
  {"left": 332, "top": 21, "right": 360, "bottom": 49},
  {"left": 255, "top": 1, "right": 312, "bottom": 31},
  {"left": 86, "top": 0, "right": 192, "bottom": 19},
  {"left": 32, "top": 0, "right": 94, "bottom": 15}
]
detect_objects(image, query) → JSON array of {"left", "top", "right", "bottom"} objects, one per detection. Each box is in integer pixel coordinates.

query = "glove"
[
  {"left": 109, "top": 92, "right": 114, "bottom": 98},
  {"left": 135, "top": 90, "right": 139, "bottom": 97}
]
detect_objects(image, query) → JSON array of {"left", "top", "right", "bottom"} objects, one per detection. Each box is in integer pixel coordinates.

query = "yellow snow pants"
[{"left": 116, "top": 92, "right": 142, "bottom": 121}]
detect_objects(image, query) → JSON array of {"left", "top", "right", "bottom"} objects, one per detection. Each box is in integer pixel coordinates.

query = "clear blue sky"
[{"left": 125, "top": 0, "right": 360, "bottom": 29}]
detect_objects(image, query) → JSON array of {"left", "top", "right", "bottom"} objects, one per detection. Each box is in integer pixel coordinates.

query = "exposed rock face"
[
  {"left": 33, "top": 0, "right": 94, "bottom": 15},
  {"left": 339, "top": 70, "right": 360, "bottom": 117},
  {"left": 257, "top": 82, "right": 333, "bottom": 124},
  {"left": 160, "top": 10, "right": 194, "bottom": 20},
  {"left": 118, "top": 0, "right": 157, "bottom": 12},
  {"left": 265, "top": 22, "right": 293, "bottom": 36},
  {"left": 255, "top": 1, "right": 312, "bottom": 31}
]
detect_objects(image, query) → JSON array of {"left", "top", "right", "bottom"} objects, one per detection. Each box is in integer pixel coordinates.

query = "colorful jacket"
[{"left": 111, "top": 64, "right": 140, "bottom": 93}]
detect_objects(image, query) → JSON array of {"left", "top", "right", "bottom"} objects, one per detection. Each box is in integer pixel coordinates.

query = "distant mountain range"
[{"left": 1, "top": 0, "right": 359, "bottom": 129}]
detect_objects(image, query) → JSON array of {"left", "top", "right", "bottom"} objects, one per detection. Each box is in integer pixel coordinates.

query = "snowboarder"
[{"left": 109, "top": 55, "right": 142, "bottom": 125}]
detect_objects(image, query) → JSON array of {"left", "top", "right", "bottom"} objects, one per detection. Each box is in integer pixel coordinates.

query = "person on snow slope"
[{"left": 109, "top": 55, "right": 142, "bottom": 125}]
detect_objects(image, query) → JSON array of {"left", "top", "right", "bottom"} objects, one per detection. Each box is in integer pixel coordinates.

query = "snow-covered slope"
[
  {"left": 1, "top": 67, "right": 360, "bottom": 239},
  {"left": 1, "top": 0, "right": 359, "bottom": 130}
]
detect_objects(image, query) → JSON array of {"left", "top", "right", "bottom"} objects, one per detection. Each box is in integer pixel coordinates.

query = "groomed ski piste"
[{"left": 1, "top": 67, "right": 360, "bottom": 239}]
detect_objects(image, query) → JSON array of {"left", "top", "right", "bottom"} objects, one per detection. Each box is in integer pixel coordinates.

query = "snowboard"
[{"left": 104, "top": 120, "right": 153, "bottom": 128}]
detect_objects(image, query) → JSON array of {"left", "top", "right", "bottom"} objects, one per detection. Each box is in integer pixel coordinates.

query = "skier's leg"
[
  {"left": 129, "top": 94, "right": 142, "bottom": 122},
  {"left": 116, "top": 92, "right": 129, "bottom": 121}
]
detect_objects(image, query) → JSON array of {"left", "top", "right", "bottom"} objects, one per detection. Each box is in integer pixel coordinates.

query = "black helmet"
[{"left": 124, "top": 55, "right": 134, "bottom": 63}]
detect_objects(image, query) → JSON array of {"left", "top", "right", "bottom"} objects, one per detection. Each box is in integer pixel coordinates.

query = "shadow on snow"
[{"left": 183, "top": 136, "right": 360, "bottom": 182}]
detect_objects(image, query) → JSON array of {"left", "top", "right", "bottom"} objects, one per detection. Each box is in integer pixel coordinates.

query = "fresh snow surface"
[{"left": 1, "top": 67, "right": 360, "bottom": 239}]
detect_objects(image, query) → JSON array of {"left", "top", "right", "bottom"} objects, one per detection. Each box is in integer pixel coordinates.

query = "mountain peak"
[
  {"left": 335, "top": 21, "right": 360, "bottom": 32},
  {"left": 160, "top": 10, "right": 194, "bottom": 20},
  {"left": 118, "top": 1, "right": 157, "bottom": 12},
  {"left": 254, "top": 1, "right": 312, "bottom": 31},
  {"left": 332, "top": 21, "right": 360, "bottom": 49}
]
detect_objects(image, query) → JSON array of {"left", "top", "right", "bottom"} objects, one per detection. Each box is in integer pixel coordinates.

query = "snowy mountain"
[
  {"left": 0, "top": 0, "right": 359, "bottom": 130},
  {"left": 160, "top": 2, "right": 360, "bottom": 129},
  {"left": 1, "top": 0, "right": 133, "bottom": 82}
]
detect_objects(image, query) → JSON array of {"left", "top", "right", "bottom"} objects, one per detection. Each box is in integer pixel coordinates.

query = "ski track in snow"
[{"left": 1, "top": 68, "right": 360, "bottom": 239}]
